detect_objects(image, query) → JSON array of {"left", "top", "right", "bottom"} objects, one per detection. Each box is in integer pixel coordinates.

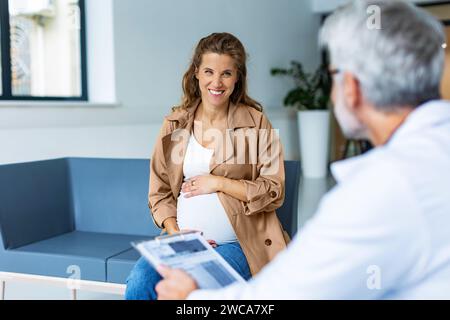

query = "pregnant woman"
[{"left": 125, "top": 32, "right": 289, "bottom": 300}]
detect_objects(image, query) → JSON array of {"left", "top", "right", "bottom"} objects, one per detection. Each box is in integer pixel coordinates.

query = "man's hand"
[{"left": 155, "top": 265, "right": 198, "bottom": 300}]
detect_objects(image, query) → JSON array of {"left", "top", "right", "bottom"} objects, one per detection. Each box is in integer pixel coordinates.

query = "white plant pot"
[{"left": 297, "top": 110, "right": 330, "bottom": 178}]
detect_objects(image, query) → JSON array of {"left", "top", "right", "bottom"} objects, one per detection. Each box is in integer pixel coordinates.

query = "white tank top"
[{"left": 177, "top": 134, "right": 238, "bottom": 244}]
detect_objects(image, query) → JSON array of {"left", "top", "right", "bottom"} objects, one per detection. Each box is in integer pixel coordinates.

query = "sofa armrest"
[{"left": 0, "top": 159, "right": 74, "bottom": 250}]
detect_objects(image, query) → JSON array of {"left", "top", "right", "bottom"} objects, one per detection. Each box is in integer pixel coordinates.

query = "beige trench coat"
[{"left": 148, "top": 101, "right": 289, "bottom": 275}]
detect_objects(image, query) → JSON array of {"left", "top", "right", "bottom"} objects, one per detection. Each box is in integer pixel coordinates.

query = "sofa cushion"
[
  {"left": 68, "top": 158, "right": 160, "bottom": 237},
  {"left": 0, "top": 231, "right": 149, "bottom": 282},
  {"left": 277, "top": 161, "right": 301, "bottom": 237}
]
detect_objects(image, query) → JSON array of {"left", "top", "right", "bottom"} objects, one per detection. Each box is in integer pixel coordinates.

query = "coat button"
[
  {"left": 265, "top": 239, "right": 272, "bottom": 246},
  {"left": 269, "top": 191, "right": 277, "bottom": 198}
]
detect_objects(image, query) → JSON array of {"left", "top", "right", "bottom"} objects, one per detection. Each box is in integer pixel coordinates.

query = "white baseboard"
[{"left": 0, "top": 272, "right": 125, "bottom": 300}]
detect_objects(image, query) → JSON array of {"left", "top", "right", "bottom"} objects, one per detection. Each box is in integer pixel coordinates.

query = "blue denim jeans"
[{"left": 125, "top": 241, "right": 251, "bottom": 300}]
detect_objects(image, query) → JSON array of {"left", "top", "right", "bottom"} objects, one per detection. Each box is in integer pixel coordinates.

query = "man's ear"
[{"left": 342, "top": 72, "right": 363, "bottom": 111}]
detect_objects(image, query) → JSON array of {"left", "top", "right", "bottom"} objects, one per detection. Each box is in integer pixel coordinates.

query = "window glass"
[{"left": 9, "top": 0, "right": 82, "bottom": 97}]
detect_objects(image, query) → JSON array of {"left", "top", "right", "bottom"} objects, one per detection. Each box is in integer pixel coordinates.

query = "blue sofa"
[{"left": 0, "top": 158, "right": 300, "bottom": 294}]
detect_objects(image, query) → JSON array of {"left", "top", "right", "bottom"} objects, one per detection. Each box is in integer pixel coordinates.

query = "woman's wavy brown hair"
[{"left": 175, "top": 32, "right": 262, "bottom": 112}]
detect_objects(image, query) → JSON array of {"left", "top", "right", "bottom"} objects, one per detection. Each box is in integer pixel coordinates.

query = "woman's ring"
[{"left": 191, "top": 180, "right": 195, "bottom": 187}]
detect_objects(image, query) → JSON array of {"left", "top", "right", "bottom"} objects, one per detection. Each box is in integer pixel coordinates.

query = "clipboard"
[{"left": 132, "top": 231, "right": 246, "bottom": 289}]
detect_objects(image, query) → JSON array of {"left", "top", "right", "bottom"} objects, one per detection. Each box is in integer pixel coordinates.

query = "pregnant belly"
[{"left": 177, "top": 192, "right": 237, "bottom": 244}]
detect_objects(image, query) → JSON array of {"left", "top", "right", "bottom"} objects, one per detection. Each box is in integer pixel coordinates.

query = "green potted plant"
[{"left": 271, "top": 61, "right": 332, "bottom": 178}]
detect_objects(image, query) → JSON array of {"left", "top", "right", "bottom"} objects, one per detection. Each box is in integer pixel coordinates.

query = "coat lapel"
[
  {"left": 209, "top": 103, "right": 256, "bottom": 172},
  {"left": 161, "top": 100, "right": 257, "bottom": 196},
  {"left": 161, "top": 101, "right": 198, "bottom": 197}
]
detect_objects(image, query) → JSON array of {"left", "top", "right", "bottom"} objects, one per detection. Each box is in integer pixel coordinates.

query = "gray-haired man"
[{"left": 155, "top": 0, "right": 450, "bottom": 299}]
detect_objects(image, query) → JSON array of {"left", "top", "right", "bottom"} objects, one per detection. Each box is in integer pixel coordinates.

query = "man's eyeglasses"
[{"left": 329, "top": 69, "right": 341, "bottom": 76}]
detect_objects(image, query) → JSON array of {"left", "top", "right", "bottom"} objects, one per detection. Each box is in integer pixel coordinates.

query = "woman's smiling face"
[{"left": 196, "top": 52, "right": 239, "bottom": 108}]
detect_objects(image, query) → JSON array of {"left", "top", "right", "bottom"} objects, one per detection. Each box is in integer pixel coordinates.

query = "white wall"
[
  {"left": 113, "top": 0, "right": 321, "bottom": 118},
  {"left": 0, "top": 0, "right": 321, "bottom": 164},
  {"left": 0, "top": 124, "right": 159, "bottom": 164}
]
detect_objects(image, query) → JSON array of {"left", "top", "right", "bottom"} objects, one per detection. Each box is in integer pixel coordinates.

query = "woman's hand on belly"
[
  {"left": 183, "top": 175, "right": 248, "bottom": 202},
  {"left": 182, "top": 175, "right": 222, "bottom": 198}
]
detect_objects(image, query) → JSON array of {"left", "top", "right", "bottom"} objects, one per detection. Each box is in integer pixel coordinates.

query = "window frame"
[{"left": 0, "top": 0, "right": 88, "bottom": 101}]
